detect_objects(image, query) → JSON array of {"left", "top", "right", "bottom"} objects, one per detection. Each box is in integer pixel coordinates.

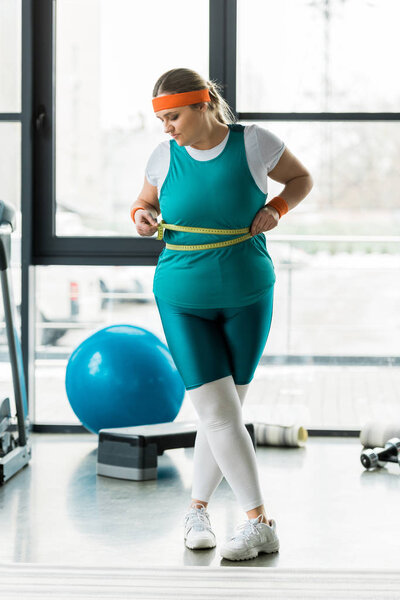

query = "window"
[
  {"left": 55, "top": 0, "right": 210, "bottom": 236},
  {"left": 237, "top": 0, "right": 400, "bottom": 112}
]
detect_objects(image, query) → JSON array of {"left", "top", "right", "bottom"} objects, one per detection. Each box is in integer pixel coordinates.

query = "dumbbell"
[{"left": 360, "top": 437, "right": 400, "bottom": 470}]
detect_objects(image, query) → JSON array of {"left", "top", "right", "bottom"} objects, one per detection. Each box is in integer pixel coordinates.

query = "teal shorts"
[{"left": 155, "top": 286, "right": 274, "bottom": 390}]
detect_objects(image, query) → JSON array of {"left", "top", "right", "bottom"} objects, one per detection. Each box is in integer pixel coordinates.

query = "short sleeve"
[
  {"left": 144, "top": 141, "right": 170, "bottom": 188},
  {"left": 144, "top": 146, "right": 161, "bottom": 187},
  {"left": 253, "top": 124, "right": 285, "bottom": 173}
]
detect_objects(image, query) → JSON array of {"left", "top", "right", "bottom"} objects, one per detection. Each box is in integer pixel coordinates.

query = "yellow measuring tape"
[{"left": 156, "top": 219, "right": 253, "bottom": 251}]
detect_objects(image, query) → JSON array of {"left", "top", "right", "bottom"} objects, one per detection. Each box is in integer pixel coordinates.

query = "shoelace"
[
  {"left": 230, "top": 519, "right": 263, "bottom": 543},
  {"left": 185, "top": 505, "right": 212, "bottom": 532}
]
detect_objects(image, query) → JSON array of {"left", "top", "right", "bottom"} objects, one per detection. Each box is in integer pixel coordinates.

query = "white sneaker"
[
  {"left": 183, "top": 503, "right": 216, "bottom": 550},
  {"left": 220, "top": 515, "right": 280, "bottom": 561}
]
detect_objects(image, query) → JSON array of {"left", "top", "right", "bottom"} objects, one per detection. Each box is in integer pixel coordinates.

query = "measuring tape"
[{"left": 156, "top": 219, "right": 253, "bottom": 251}]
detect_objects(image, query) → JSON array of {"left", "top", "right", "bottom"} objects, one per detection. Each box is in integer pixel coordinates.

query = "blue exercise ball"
[{"left": 65, "top": 324, "right": 185, "bottom": 434}]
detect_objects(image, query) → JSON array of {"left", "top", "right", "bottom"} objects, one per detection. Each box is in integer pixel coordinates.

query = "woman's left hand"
[{"left": 250, "top": 206, "right": 280, "bottom": 236}]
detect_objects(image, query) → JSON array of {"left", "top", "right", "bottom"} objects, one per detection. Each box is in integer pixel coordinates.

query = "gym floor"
[{"left": 0, "top": 432, "right": 398, "bottom": 569}]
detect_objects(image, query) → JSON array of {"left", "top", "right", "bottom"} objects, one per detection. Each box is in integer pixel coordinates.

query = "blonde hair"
[{"left": 152, "top": 67, "right": 237, "bottom": 125}]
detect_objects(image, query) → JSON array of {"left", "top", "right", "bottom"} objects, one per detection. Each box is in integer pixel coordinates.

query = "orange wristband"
[
  {"left": 130, "top": 206, "right": 146, "bottom": 224},
  {"left": 266, "top": 196, "right": 289, "bottom": 219}
]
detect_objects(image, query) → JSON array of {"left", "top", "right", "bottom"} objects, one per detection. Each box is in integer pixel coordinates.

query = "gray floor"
[{"left": 1, "top": 433, "right": 399, "bottom": 569}]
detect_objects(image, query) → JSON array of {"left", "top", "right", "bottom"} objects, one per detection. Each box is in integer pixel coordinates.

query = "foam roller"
[
  {"left": 359, "top": 420, "right": 400, "bottom": 448},
  {"left": 254, "top": 422, "right": 308, "bottom": 447}
]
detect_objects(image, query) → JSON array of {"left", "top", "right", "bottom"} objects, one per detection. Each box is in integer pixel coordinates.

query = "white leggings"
[{"left": 188, "top": 374, "right": 264, "bottom": 512}]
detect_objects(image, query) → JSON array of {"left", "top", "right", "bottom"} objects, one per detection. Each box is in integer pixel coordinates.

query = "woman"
[{"left": 131, "top": 68, "right": 313, "bottom": 561}]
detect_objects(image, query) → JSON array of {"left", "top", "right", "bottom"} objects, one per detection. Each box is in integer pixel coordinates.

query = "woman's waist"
[
  {"left": 157, "top": 219, "right": 253, "bottom": 250},
  {"left": 158, "top": 236, "right": 271, "bottom": 262}
]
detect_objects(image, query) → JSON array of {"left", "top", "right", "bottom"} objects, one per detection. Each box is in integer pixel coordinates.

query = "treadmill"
[{"left": 0, "top": 200, "right": 31, "bottom": 484}]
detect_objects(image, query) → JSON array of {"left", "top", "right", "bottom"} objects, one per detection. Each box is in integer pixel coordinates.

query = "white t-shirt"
[{"left": 145, "top": 123, "right": 285, "bottom": 197}]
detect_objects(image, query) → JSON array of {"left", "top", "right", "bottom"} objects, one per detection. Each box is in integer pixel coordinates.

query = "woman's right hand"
[{"left": 135, "top": 209, "right": 159, "bottom": 237}]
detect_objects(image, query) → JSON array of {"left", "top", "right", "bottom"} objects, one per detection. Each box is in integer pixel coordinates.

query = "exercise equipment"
[
  {"left": 97, "top": 420, "right": 257, "bottom": 481},
  {"left": 0, "top": 200, "right": 31, "bottom": 485},
  {"left": 65, "top": 324, "right": 185, "bottom": 434},
  {"left": 97, "top": 419, "right": 309, "bottom": 481},
  {"left": 360, "top": 420, "right": 400, "bottom": 449},
  {"left": 253, "top": 422, "right": 308, "bottom": 447},
  {"left": 360, "top": 437, "right": 400, "bottom": 471}
]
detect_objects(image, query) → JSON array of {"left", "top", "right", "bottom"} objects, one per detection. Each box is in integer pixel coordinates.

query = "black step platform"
[{"left": 97, "top": 420, "right": 256, "bottom": 481}]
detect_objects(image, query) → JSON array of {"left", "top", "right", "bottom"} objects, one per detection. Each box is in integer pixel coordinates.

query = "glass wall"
[
  {"left": 1, "top": 0, "right": 399, "bottom": 431},
  {"left": 55, "top": 0, "right": 209, "bottom": 236},
  {"left": 0, "top": 0, "right": 21, "bottom": 113},
  {"left": 33, "top": 245, "right": 400, "bottom": 429},
  {"left": 233, "top": 0, "right": 400, "bottom": 428},
  {"left": 243, "top": 120, "right": 400, "bottom": 236},
  {"left": 237, "top": 0, "right": 400, "bottom": 113},
  {"left": 0, "top": 123, "right": 21, "bottom": 215}
]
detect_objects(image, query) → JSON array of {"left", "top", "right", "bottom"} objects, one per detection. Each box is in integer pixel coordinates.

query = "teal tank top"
[{"left": 153, "top": 123, "right": 276, "bottom": 308}]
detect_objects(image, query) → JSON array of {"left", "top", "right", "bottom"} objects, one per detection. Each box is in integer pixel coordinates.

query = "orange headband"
[{"left": 152, "top": 89, "right": 210, "bottom": 112}]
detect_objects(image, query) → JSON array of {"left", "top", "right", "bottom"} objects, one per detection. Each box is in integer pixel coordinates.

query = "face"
[{"left": 155, "top": 103, "right": 205, "bottom": 146}]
